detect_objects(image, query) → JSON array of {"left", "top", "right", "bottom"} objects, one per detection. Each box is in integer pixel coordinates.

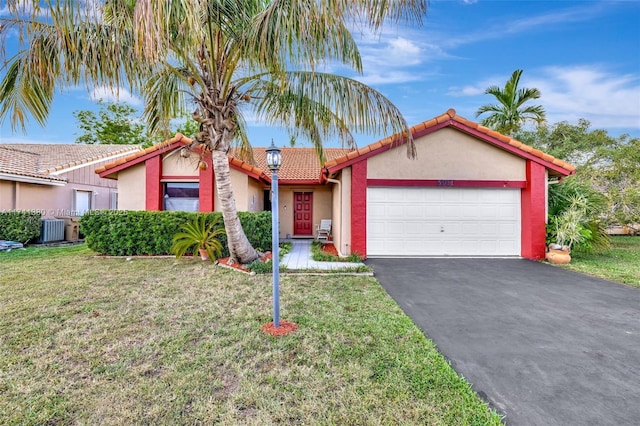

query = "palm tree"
[
  {"left": 475, "top": 69, "right": 546, "bottom": 136},
  {"left": 0, "top": 0, "right": 427, "bottom": 264}
]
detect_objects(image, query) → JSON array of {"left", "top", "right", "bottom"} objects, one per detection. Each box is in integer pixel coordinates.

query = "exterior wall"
[
  {"left": 1, "top": 159, "right": 122, "bottom": 217},
  {"left": 162, "top": 151, "right": 200, "bottom": 177},
  {"left": 214, "top": 168, "right": 250, "bottom": 212},
  {"left": 351, "top": 161, "right": 367, "bottom": 257},
  {"left": 277, "top": 186, "right": 332, "bottom": 239},
  {"left": 118, "top": 163, "right": 146, "bottom": 210},
  {"left": 329, "top": 168, "right": 353, "bottom": 256},
  {"left": 367, "top": 127, "right": 525, "bottom": 181},
  {"left": 0, "top": 181, "right": 15, "bottom": 210},
  {"left": 247, "top": 179, "right": 265, "bottom": 212},
  {"left": 521, "top": 161, "right": 547, "bottom": 260}
]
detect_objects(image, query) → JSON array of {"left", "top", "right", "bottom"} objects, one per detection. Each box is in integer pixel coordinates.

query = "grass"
[
  {"left": 0, "top": 244, "right": 501, "bottom": 425},
  {"left": 310, "top": 241, "right": 364, "bottom": 263},
  {"left": 561, "top": 236, "right": 640, "bottom": 287}
]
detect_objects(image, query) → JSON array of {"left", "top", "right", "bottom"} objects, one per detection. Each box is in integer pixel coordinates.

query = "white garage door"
[{"left": 367, "top": 187, "right": 521, "bottom": 257}]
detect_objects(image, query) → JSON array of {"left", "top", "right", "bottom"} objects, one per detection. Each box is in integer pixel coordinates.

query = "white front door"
[{"left": 367, "top": 187, "right": 521, "bottom": 257}]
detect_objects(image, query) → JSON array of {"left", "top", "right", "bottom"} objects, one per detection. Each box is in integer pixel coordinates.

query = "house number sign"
[{"left": 437, "top": 180, "right": 455, "bottom": 186}]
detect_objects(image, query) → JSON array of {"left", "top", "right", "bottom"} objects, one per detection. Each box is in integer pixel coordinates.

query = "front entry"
[{"left": 294, "top": 192, "right": 313, "bottom": 236}]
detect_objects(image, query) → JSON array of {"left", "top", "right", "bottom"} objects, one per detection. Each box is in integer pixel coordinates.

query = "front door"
[{"left": 294, "top": 192, "right": 313, "bottom": 236}]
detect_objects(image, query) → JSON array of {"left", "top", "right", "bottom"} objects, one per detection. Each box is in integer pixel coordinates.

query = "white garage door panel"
[{"left": 367, "top": 187, "right": 521, "bottom": 256}]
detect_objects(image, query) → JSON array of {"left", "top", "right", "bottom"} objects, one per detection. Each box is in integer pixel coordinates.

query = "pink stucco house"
[
  {"left": 1, "top": 144, "right": 140, "bottom": 217},
  {"left": 96, "top": 109, "right": 575, "bottom": 260}
]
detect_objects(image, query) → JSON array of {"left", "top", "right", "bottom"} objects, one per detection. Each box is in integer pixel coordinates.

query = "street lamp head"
[{"left": 265, "top": 139, "right": 282, "bottom": 172}]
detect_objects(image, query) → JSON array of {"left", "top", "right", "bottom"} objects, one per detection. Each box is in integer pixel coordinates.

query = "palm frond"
[{"left": 250, "top": 71, "right": 415, "bottom": 158}]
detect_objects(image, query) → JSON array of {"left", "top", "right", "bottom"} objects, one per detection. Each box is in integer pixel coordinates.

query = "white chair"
[{"left": 316, "top": 219, "right": 332, "bottom": 241}]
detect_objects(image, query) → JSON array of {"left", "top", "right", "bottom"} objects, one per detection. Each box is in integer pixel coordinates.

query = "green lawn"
[
  {"left": 563, "top": 236, "right": 640, "bottom": 287},
  {"left": 0, "top": 245, "right": 501, "bottom": 425}
]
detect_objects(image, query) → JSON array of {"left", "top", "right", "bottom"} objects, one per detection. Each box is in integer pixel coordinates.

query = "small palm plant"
[{"left": 171, "top": 217, "right": 226, "bottom": 261}]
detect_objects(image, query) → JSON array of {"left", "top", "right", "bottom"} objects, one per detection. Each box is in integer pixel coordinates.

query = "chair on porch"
[{"left": 316, "top": 219, "right": 332, "bottom": 242}]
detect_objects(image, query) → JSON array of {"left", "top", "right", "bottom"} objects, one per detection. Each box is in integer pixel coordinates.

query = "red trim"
[
  {"left": 351, "top": 161, "right": 367, "bottom": 258},
  {"left": 521, "top": 161, "right": 547, "bottom": 260},
  {"left": 367, "top": 179, "right": 527, "bottom": 188},
  {"left": 145, "top": 156, "right": 163, "bottom": 211},
  {"left": 199, "top": 154, "right": 215, "bottom": 212},
  {"left": 161, "top": 175, "right": 199, "bottom": 181}
]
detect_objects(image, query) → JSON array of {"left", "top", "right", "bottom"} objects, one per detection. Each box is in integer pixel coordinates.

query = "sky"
[{"left": 1, "top": 0, "right": 639, "bottom": 149}]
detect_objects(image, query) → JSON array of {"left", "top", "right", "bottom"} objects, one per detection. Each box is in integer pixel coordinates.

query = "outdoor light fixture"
[
  {"left": 266, "top": 140, "right": 282, "bottom": 327},
  {"left": 266, "top": 139, "right": 282, "bottom": 172}
]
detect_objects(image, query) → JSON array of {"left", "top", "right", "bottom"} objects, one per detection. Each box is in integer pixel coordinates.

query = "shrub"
[
  {"left": 80, "top": 210, "right": 271, "bottom": 256},
  {"left": 0, "top": 211, "right": 42, "bottom": 244},
  {"left": 171, "top": 216, "right": 225, "bottom": 260},
  {"left": 547, "top": 177, "right": 610, "bottom": 252}
]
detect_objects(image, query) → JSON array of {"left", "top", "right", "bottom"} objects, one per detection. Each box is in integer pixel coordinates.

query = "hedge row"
[
  {"left": 80, "top": 210, "right": 272, "bottom": 256},
  {"left": 0, "top": 211, "right": 42, "bottom": 243}
]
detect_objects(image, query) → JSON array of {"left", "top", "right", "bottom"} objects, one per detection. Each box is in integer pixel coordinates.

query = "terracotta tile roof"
[
  {"left": 96, "top": 133, "right": 352, "bottom": 183},
  {"left": 0, "top": 143, "right": 140, "bottom": 182},
  {"left": 252, "top": 147, "right": 351, "bottom": 182},
  {"left": 324, "top": 109, "right": 576, "bottom": 175}
]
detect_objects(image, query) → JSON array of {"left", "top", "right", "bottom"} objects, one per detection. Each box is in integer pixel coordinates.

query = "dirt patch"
[
  {"left": 216, "top": 252, "right": 272, "bottom": 274},
  {"left": 261, "top": 320, "right": 298, "bottom": 336},
  {"left": 321, "top": 243, "right": 339, "bottom": 257}
]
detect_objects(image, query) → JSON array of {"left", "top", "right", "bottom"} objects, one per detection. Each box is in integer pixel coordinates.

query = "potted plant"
[
  {"left": 546, "top": 194, "right": 591, "bottom": 264},
  {"left": 171, "top": 216, "right": 225, "bottom": 261}
]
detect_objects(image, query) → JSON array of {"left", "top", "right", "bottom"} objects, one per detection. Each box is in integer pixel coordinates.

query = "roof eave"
[{"left": 0, "top": 172, "right": 67, "bottom": 186}]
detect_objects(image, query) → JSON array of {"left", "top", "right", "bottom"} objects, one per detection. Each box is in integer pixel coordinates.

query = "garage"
[{"left": 367, "top": 187, "right": 521, "bottom": 257}]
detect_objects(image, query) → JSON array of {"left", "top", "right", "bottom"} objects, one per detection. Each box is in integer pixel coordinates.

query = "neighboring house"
[
  {"left": 96, "top": 109, "right": 575, "bottom": 260},
  {"left": 0, "top": 144, "right": 141, "bottom": 218}
]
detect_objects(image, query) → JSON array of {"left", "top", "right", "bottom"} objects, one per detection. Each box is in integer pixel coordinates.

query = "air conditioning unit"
[{"left": 38, "top": 219, "right": 65, "bottom": 243}]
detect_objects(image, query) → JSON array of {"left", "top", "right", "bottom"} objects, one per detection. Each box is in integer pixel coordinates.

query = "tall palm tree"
[
  {"left": 475, "top": 69, "right": 546, "bottom": 136},
  {"left": 0, "top": 0, "right": 427, "bottom": 264}
]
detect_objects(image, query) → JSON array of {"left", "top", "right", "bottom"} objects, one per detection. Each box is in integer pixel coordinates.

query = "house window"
[
  {"left": 73, "top": 190, "right": 93, "bottom": 215},
  {"left": 110, "top": 192, "right": 118, "bottom": 210},
  {"left": 164, "top": 182, "right": 199, "bottom": 212}
]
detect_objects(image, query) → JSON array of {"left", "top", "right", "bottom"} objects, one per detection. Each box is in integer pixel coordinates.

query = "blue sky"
[{"left": 1, "top": 0, "right": 639, "bottom": 148}]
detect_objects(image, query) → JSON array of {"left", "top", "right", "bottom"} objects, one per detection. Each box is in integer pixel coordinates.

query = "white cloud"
[
  {"left": 448, "top": 66, "right": 640, "bottom": 131},
  {"left": 357, "top": 71, "right": 427, "bottom": 86},
  {"left": 531, "top": 66, "right": 640, "bottom": 130},
  {"left": 436, "top": 2, "right": 608, "bottom": 51},
  {"left": 90, "top": 86, "right": 143, "bottom": 107}
]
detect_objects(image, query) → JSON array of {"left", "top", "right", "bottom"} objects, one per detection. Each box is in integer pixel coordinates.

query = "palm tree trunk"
[{"left": 210, "top": 149, "right": 260, "bottom": 264}]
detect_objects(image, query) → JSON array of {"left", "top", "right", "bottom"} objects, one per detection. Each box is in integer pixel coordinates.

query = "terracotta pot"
[
  {"left": 546, "top": 249, "right": 571, "bottom": 264},
  {"left": 199, "top": 248, "right": 209, "bottom": 261}
]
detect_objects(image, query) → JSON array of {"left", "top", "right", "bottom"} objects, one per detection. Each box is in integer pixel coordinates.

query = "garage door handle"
[{"left": 440, "top": 226, "right": 444, "bottom": 232}]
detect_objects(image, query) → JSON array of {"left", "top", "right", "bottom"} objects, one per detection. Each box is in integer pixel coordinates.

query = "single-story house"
[
  {"left": 96, "top": 109, "right": 575, "bottom": 260},
  {"left": 0, "top": 143, "right": 141, "bottom": 217}
]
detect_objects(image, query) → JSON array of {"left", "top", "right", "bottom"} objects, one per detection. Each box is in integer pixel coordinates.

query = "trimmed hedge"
[
  {"left": 80, "top": 210, "right": 272, "bottom": 256},
  {"left": 0, "top": 211, "right": 42, "bottom": 243}
]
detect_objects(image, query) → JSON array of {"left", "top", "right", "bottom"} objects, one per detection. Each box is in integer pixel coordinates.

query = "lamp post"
[{"left": 265, "top": 140, "right": 282, "bottom": 327}]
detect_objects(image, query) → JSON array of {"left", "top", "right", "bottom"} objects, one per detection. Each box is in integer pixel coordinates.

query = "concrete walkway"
[{"left": 280, "top": 239, "right": 366, "bottom": 271}]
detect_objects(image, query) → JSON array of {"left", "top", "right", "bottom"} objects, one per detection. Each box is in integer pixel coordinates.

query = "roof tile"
[{"left": 0, "top": 144, "right": 139, "bottom": 182}]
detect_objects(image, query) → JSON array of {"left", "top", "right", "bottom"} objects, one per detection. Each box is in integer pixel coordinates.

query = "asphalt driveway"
[{"left": 366, "top": 258, "right": 640, "bottom": 425}]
